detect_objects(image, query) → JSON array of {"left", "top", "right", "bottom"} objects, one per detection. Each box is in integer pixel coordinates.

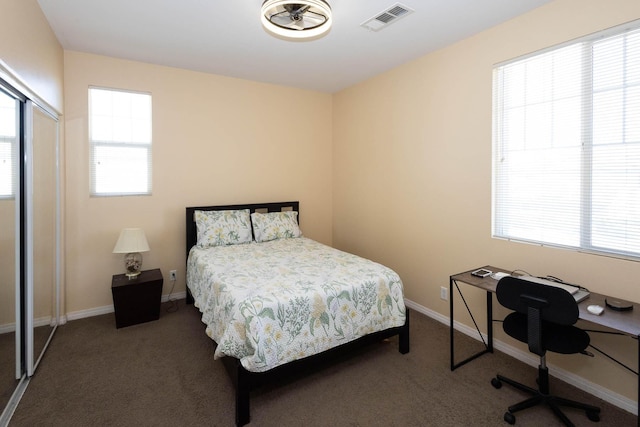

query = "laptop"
[{"left": 519, "top": 275, "right": 590, "bottom": 303}]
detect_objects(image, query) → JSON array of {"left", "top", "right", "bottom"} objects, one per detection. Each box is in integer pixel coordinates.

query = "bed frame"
[{"left": 185, "top": 201, "right": 410, "bottom": 426}]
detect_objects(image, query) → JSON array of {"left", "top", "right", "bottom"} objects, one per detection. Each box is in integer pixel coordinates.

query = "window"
[
  {"left": 493, "top": 21, "right": 640, "bottom": 260},
  {"left": 89, "top": 87, "right": 152, "bottom": 196},
  {"left": 0, "top": 90, "right": 18, "bottom": 198}
]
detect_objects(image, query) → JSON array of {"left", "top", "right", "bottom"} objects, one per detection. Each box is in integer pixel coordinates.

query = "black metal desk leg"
[
  {"left": 487, "top": 291, "right": 493, "bottom": 353},
  {"left": 450, "top": 278, "right": 492, "bottom": 371},
  {"left": 450, "top": 276, "right": 455, "bottom": 370}
]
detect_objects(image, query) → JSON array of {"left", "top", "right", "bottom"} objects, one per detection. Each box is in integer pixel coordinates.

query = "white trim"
[
  {"left": 0, "top": 375, "right": 28, "bottom": 427},
  {"left": 404, "top": 298, "right": 638, "bottom": 416},
  {"left": 24, "top": 101, "right": 34, "bottom": 377},
  {"left": 65, "top": 305, "right": 113, "bottom": 322},
  {"left": 64, "top": 291, "right": 187, "bottom": 322},
  {"left": 13, "top": 90, "right": 21, "bottom": 381},
  {"left": 494, "top": 18, "right": 640, "bottom": 68},
  {"left": 0, "top": 59, "right": 60, "bottom": 116},
  {"left": 0, "top": 323, "right": 15, "bottom": 335}
]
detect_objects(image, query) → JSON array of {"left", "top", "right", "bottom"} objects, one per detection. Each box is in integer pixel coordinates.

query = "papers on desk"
[{"left": 519, "top": 275, "right": 590, "bottom": 303}]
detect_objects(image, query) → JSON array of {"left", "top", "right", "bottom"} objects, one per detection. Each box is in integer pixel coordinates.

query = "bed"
[{"left": 185, "top": 201, "right": 410, "bottom": 426}]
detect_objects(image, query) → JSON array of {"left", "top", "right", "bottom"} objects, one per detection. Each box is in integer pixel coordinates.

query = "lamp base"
[{"left": 124, "top": 252, "right": 143, "bottom": 279}]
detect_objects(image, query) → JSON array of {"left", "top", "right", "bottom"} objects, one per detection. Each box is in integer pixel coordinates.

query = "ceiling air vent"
[{"left": 361, "top": 3, "right": 414, "bottom": 32}]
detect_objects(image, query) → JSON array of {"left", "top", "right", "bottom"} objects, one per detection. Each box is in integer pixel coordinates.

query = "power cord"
[
  {"left": 165, "top": 273, "right": 179, "bottom": 313},
  {"left": 511, "top": 269, "right": 531, "bottom": 277}
]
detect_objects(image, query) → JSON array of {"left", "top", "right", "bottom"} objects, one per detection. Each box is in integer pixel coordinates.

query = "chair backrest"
[{"left": 496, "top": 276, "right": 579, "bottom": 326}]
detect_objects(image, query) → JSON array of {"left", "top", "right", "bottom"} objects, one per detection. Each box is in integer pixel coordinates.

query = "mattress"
[{"left": 186, "top": 237, "right": 406, "bottom": 372}]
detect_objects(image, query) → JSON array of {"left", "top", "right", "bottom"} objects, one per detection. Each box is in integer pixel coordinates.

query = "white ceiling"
[{"left": 37, "top": 0, "right": 552, "bottom": 93}]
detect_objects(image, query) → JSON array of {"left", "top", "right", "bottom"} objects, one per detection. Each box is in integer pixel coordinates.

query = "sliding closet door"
[
  {"left": 25, "top": 101, "right": 59, "bottom": 376},
  {"left": 0, "top": 88, "right": 22, "bottom": 416},
  {"left": 0, "top": 74, "right": 60, "bottom": 422}
]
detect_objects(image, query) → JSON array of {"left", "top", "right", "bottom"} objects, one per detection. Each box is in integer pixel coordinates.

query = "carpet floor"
[{"left": 9, "top": 300, "right": 636, "bottom": 426}]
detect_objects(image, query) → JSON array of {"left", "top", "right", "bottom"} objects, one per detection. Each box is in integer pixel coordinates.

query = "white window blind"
[
  {"left": 493, "top": 21, "right": 640, "bottom": 260},
  {"left": 0, "top": 90, "right": 18, "bottom": 198},
  {"left": 89, "top": 87, "right": 152, "bottom": 196}
]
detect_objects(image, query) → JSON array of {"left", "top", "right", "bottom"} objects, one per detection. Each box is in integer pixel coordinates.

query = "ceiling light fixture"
[{"left": 261, "top": 0, "right": 332, "bottom": 40}]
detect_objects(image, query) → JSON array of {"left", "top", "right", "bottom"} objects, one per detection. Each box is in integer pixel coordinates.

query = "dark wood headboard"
[{"left": 185, "top": 201, "right": 300, "bottom": 257}]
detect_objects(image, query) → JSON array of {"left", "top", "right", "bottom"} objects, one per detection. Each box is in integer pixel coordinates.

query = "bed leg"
[
  {"left": 236, "top": 364, "right": 251, "bottom": 427},
  {"left": 186, "top": 288, "right": 194, "bottom": 305},
  {"left": 399, "top": 308, "right": 410, "bottom": 354}
]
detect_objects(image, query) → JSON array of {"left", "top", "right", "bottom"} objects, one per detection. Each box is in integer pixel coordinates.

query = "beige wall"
[
  {"left": 0, "top": 1, "right": 63, "bottom": 325},
  {"left": 333, "top": 0, "right": 640, "bottom": 404},
  {"left": 63, "top": 51, "right": 333, "bottom": 314},
  {"left": 5, "top": 0, "right": 640, "bottom": 411},
  {"left": 0, "top": 0, "right": 63, "bottom": 113}
]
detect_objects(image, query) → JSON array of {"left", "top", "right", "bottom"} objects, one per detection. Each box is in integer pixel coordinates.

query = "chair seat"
[{"left": 503, "top": 312, "right": 590, "bottom": 355}]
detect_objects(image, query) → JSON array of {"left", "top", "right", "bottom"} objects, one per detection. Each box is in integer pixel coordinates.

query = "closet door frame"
[
  {"left": 0, "top": 79, "right": 26, "bottom": 427},
  {"left": 0, "top": 65, "right": 61, "bottom": 424},
  {"left": 24, "top": 100, "right": 60, "bottom": 377}
]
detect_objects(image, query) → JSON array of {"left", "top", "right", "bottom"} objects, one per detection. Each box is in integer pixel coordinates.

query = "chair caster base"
[
  {"left": 492, "top": 373, "right": 600, "bottom": 425},
  {"left": 504, "top": 411, "right": 516, "bottom": 424},
  {"left": 587, "top": 410, "right": 600, "bottom": 422}
]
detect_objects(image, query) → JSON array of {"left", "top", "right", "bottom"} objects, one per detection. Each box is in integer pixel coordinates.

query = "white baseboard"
[
  {"left": 65, "top": 291, "right": 187, "bottom": 322},
  {"left": 65, "top": 305, "right": 112, "bottom": 322},
  {"left": 403, "top": 298, "right": 638, "bottom": 416},
  {"left": 0, "top": 315, "right": 68, "bottom": 334},
  {"left": 0, "top": 323, "right": 15, "bottom": 335}
]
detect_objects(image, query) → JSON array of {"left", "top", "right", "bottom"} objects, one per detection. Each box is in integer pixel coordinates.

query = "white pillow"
[
  {"left": 195, "top": 209, "right": 252, "bottom": 247},
  {"left": 251, "top": 211, "right": 302, "bottom": 243}
]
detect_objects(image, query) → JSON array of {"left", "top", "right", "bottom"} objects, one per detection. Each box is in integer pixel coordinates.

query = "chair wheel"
[
  {"left": 587, "top": 410, "right": 600, "bottom": 422},
  {"left": 491, "top": 378, "right": 502, "bottom": 389},
  {"left": 504, "top": 411, "right": 516, "bottom": 424}
]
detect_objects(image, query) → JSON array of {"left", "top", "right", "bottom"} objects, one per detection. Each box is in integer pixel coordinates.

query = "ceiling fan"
[{"left": 261, "top": 0, "right": 333, "bottom": 40}]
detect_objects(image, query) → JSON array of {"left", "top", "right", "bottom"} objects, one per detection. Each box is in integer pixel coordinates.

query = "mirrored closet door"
[
  {"left": 0, "top": 81, "right": 60, "bottom": 423},
  {"left": 27, "top": 101, "right": 60, "bottom": 376},
  {"left": 0, "top": 85, "right": 21, "bottom": 423}
]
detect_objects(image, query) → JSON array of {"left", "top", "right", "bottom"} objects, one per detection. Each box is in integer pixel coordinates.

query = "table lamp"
[{"left": 113, "top": 228, "right": 150, "bottom": 279}]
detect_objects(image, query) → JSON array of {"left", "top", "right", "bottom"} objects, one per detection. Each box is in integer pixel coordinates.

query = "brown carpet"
[
  {"left": 8, "top": 300, "right": 636, "bottom": 426},
  {"left": 0, "top": 332, "right": 18, "bottom": 413}
]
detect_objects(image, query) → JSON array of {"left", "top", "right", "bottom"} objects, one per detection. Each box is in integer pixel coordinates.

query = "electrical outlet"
[
  {"left": 170, "top": 270, "right": 177, "bottom": 281},
  {"left": 440, "top": 286, "right": 448, "bottom": 301}
]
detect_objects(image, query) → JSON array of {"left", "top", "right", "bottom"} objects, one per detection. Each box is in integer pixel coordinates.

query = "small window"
[
  {"left": 492, "top": 21, "right": 640, "bottom": 260},
  {"left": 89, "top": 87, "right": 152, "bottom": 196}
]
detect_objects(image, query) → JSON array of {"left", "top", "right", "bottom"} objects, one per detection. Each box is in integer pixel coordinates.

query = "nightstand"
[{"left": 111, "top": 268, "right": 163, "bottom": 328}]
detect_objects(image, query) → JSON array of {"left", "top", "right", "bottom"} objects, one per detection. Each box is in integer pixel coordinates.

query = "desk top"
[{"left": 451, "top": 265, "right": 640, "bottom": 337}]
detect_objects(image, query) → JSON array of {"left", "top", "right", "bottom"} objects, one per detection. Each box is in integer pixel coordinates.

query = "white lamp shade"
[{"left": 113, "top": 228, "right": 150, "bottom": 254}]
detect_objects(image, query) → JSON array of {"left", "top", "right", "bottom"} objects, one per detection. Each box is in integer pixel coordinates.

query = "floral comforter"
[{"left": 186, "top": 237, "right": 406, "bottom": 372}]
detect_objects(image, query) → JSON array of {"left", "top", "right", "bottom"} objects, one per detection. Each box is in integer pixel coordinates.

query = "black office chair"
[{"left": 490, "top": 276, "right": 601, "bottom": 426}]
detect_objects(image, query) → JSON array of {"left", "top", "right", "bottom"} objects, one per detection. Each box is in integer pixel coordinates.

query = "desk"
[{"left": 450, "top": 266, "right": 640, "bottom": 423}]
